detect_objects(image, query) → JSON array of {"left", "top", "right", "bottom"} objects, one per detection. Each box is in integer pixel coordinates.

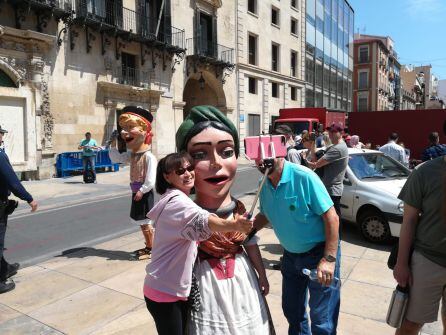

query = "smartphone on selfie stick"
[{"left": 243, "top": 135, "right": 287, "bottom": 243}]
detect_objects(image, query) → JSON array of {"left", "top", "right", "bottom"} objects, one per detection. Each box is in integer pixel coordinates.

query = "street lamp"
[{"left": 198, "top": 72, "right": 205, "bottom": 90}]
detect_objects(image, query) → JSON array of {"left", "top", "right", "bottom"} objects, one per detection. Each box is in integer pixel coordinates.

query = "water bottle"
[
  {"left": 302, "top": 268, "right": 341, "bottom": 289},
  {"left": 386, "top": 285, "right": 409, "bottom": 328}
]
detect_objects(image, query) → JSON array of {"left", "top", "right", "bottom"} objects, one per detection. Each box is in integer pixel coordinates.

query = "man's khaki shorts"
[{"left": 405, "top": 250, "right": 446, "bottom": 324}]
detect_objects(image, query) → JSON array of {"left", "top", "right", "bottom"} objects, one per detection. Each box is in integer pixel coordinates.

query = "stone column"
[
  {"left": 31, "top": 58, "right": 53, "bottom": 151},
  {"left": 104, "top": 99, "right": 118, "bottom": 141},
  {"left": 172, "top": 101, "right": 186, "bottom": 132}
]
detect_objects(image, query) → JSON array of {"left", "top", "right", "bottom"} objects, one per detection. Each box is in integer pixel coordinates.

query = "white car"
[{"left": 340, "top": 149, "right": 409, "bottom": 243}]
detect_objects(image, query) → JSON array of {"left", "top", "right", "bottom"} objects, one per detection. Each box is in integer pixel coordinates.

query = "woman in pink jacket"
[{"left": 143, "top": 152, "right": 252, "bottom": 335}]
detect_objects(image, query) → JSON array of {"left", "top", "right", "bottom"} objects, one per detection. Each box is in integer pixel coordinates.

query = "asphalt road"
[{"left": 4, "top": 166, "right": 261, "bottom": 267}]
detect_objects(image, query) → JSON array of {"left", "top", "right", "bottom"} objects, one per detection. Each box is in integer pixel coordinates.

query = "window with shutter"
[
  {"left": 248, "top": 34, "right": 257, "bottom": 65},
  {"left": 272, "top": 43, "right": 279, "bottom": 71}
]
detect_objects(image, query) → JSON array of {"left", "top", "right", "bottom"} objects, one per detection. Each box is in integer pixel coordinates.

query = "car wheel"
[{"left": 359, "top": 209, "right": 391, "bottom": 243}]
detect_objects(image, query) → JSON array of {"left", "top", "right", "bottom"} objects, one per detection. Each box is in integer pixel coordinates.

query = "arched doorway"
[
  {"left": 182, "top": 71, "right": 226, "bottom": 119},
  {"left": 0, "top": 59, "right": 21, "bottom": 88},
  {"left": 0, "top": 69, "right": 18, "bottom": 88}
]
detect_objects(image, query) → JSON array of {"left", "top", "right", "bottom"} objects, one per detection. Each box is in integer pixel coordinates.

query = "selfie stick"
[
  {"left": 244, "top": 136, "right": 277, "bottom": 243},
  {"left": 247, "top": 166, "right": 270, "bottom": 219}
]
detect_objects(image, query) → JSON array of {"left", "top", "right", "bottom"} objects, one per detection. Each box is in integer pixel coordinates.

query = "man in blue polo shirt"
[
  {"left": 254, "top": 157, "right": 340, "bottom": 335},
  {"left": 78, "top": 132, "right": 100, "bottom": 181}
]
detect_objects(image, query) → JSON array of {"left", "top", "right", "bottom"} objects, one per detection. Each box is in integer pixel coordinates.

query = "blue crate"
[{"left": 56, "top": 150, "right": 119, "bottom": 177}]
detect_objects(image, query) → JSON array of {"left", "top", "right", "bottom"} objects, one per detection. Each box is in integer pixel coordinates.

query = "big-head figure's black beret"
[{"left": 121, "top": 106, "right": 153, "bottom": 124}]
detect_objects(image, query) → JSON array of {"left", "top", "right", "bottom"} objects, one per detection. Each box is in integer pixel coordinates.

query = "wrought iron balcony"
[
  {"left": 8, "top": 0, "right": 73, "bottom": 31},
  {"left": 75, "top": 0, "right": 185, "bottom": 51},
  {"left": 9, "top": 0, "right": 72, "bottom": 11},
  {"left": 112, "top": 66, "right": 152, "bottom": 88},
  {"left": 186, "top": 37, "right": 234, "bottom": 66},
  {"left": 26, "top": 0, "right": 73, "bottom": 11},
  {"left": 358, "top": 56, "right": 370, "bottom": 64}
]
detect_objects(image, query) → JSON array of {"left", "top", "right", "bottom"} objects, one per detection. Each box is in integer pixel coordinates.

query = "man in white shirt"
[{"left": 379, "top": 132, "right": 408, "bottom": 166}]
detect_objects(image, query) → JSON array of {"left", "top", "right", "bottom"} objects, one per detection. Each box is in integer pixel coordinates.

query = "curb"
[{"left": 10, "top": 191, "right": 129, "bottom": 220}]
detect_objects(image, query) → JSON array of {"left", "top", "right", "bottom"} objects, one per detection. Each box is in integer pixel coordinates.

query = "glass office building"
[{"left": 305, "top": 0, "right": 354, "bottom": 112}]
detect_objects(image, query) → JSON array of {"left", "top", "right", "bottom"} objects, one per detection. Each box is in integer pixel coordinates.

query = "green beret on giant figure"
[{"left": 176, "top": 105, "right": 240, "bottom": 157}]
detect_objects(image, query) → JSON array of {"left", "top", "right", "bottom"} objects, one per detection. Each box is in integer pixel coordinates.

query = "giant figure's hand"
[{"left": 134, "top": 191, "right": 144, "bottom": 202}]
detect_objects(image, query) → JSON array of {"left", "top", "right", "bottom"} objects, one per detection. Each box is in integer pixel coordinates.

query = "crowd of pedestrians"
[
  {"left": 0, "top": 107, "right": 445, "bottom": 335},
  {"left": 267, "top": 121, "right": 446, "bottom": 335}
]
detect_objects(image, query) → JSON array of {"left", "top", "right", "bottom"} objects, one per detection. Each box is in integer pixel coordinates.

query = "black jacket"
[{"left": 0, "top": 150, "right": 33, "bottom": 202}]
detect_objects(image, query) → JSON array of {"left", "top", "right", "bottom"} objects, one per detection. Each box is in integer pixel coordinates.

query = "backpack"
[
  {"left": 298, "top": 149, "right": 326, "bottom": 178},
  {"left": 314, "top": 149, "right": 326, "bottom": 178}
]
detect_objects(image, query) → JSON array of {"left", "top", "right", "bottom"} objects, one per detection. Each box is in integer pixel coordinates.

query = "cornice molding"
[
  {"left": 0, "top": 25, "right": 55, "bottom": 45},
  {"left": 97, "top": 81, "right": 163, "bottom": 103},
  {"left": 197, "top": 0, "right": 222, "bottom": 8}
]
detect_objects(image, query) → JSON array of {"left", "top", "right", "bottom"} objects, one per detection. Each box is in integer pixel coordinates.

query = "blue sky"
[{"left": 348, "top": 0, "right": 446, "bottom": 79}]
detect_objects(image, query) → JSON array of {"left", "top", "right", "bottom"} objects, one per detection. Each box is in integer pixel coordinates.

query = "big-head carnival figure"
[{"left": 109, "top": 106, "right": 157, "bottom": 260}]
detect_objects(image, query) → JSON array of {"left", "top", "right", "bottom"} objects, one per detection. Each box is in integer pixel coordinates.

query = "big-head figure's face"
[
  {"left": 187, "top": 127, "right": 237, "bottom": 203},
  {"left": 119, "top": 114, "right": 148, "bottom": 152}
]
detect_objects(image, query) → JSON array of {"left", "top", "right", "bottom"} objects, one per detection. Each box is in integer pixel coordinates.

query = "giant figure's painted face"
[
  {"left": 119, "top": 114, "right": 148, "bottom": 152},
  {"left": 187, "top": 127, "right": 237, "bottom": 201}
]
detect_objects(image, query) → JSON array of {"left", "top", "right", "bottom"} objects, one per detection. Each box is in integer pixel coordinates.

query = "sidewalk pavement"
[{"left": 1, "top": 186, "right": 443, "bottom": 334}]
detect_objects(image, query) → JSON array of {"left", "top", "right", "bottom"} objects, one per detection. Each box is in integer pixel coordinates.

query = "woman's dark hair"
[{"left": 155, "top": 152, "right": 193, "bottom": 194}]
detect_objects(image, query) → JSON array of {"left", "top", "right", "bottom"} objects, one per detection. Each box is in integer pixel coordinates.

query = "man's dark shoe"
[
  {"left": 5, "top": 262, "right": 19, "bottom": 279},
  {"left": 272, "top": 256, "right": 283, "bottom": 270},
  {"left": 0, "top": 280, "right": 15, "bottom": 294},
  {"left": 272, "top": 262, "right": 282, "bottom": 270},
  {"left": 0, "top": 258, "right": 19, "bottom": 281}
]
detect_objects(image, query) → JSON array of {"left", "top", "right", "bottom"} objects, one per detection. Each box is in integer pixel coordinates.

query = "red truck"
[
  {"left": 273, "top": 107, "right": 346, "bottom": 135},
  {"left": 348, "top": 109, "right": 446, "bottom": 161}
]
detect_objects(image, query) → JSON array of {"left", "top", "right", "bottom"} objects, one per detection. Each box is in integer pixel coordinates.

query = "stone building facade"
[
  {"left": 0, "top": 0, "right": 242, "bottom": 179},
  {"left": 235, "top": 0, "right": 306, "bottom": 137},
  {"left": 353, "top": 34, "right": 401, "bottom": 112},
  {"left": 174, "top": 0, "right": 237, "bottom": 128},
  {"left": 0, "top": 0, "right": 313, "bottom": 178},
  {"left": 400, "top": 66, "right": 422, "bottom": 110}
]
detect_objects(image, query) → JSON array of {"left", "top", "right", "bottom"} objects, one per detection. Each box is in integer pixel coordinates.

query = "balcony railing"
[
  {"left": 186, "top": 38, "right": 234, "bottom": 65},
  {"left": 113, "top": 66, "right": 152, "bottom": 88},
  {"left": 29, "top": 0, "right": 73, "bottom": 10},
  {"left": 358, "top": 56, "right": 369, "bottom": 64},
  {"left": 76, "top": 0, "right": 185, "bottom": 50},
  {"left": 9, "top": 0, "right": 73, "bottom": 16}
]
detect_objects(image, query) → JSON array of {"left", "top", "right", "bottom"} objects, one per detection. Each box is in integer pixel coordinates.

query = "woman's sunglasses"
[{"left": 175, "top": 165, "right": 194, "bottom": 176}]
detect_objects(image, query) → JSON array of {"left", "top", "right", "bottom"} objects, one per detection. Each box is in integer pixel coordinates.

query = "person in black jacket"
[{"left": 0, "top": 125, "right": 38, "bottom": 294}]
